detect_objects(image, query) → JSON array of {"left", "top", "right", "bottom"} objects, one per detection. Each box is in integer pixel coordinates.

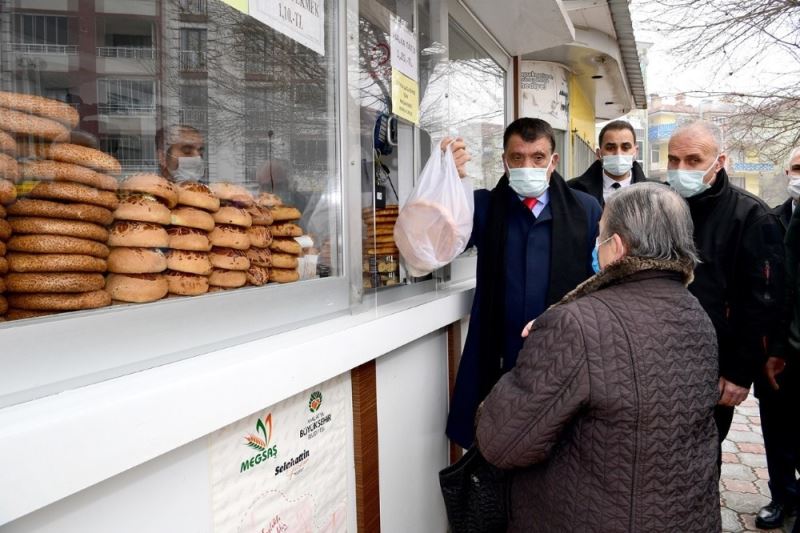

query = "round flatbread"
[
  {"left": 271, "top": 253, "right": 299, "bottom": 269},
  {"left": 21, "top": 160, "right": 118, "bottom": 191},
  {"left": 5, "top": 308, "right": 57, "bottom": 321},
  {"left": 5, "top": 272, "right": 105, "bottom": 293},
  {"left": 8, "top": 289, "right": 111, "bottom": 311},
  {"left": 6, "top": 253, "right": 107, "bottom": 273},
  {"left": 269, "top": 238, "right": 302, "bottom": 255},
  {"left": 24, "top": 142, "right": 121, "bottom": 175},
  {"left": 8, "top": 216, "right": 108, "bottom": 242},
  {"left": 7, "top": 234, "right": 110, "bottom": 258},
  {"left": 269, "top": 206, "right": 301, "bottom": 222},
  {"left": 0, "top": 178, "right": 16, "bottom": 205},
  {"left": 0, "top": 218, "right": 11, "bottom": 240},
  {"left": 6, "top": 198, "right": 114, "bottom": 225},
  {"left": 270, "top": 222, "right": 302, "bottom": 238},
  {"left": 270, "top": 268, "right": 299, "bottom": 284},
  {"left": 25, "top": 180, "right": 119, "bottom": 210},
  {"left": 0, "top": 256, "right": 7, "bottom": 274}
]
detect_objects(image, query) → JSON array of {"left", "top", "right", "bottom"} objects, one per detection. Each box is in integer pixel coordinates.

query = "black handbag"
[{"left": 439, "top": 446, "right": 509, "bottom": 533}]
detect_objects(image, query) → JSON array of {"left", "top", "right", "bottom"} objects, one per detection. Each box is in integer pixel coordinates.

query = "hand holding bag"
[{"left": 439, "top": 446, "right": 509, "bottom": 533}]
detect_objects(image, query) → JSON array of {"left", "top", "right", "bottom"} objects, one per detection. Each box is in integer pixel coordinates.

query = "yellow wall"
[{"left": 568, "top": 75, "right": 595, "bottom": 176}]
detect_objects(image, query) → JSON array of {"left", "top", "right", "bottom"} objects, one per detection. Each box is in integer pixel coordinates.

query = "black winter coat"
[
  {"left": 686, "top": 169, "right": 785, "bottom": 388},
  {"left": 568, "top": 159, "right": 648, "bottom": 207}
]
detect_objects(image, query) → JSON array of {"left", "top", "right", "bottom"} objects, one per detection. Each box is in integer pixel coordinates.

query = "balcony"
[
  {"left": 97, "top": 103, "right": 156, "bottom": 115},
  {"left": 178, "top": 108, "right": 208, "bottom": 127},
  {"left": 8, "top": 43, "right": 78, "bottom": 54},
  {"left": 97, "top": 47, "right": 155, "bottom": 60},
  {"left": 179, "top": 50, "right": 207, "bottom": 72},
  {"left": 119, "top": 158, "right": 159, "bottom": 173}
]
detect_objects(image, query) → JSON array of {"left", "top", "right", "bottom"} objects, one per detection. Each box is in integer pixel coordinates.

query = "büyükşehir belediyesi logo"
[{"left": 308, "top": 391, "right": 323, "bottom": 413}]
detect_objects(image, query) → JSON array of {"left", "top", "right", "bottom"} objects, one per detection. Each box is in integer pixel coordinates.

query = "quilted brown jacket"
[{"left": 476, "top": 256, "right": 721, "bottom": 533}]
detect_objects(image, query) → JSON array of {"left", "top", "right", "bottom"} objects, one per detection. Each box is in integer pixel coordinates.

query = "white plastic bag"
[{"left": 394, "top": 143, "right": 474, "bottom": 276}]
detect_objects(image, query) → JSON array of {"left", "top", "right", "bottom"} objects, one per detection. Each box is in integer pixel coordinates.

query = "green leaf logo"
[{"left": 309, "top": 391, "right": 323, "bottom": 413}]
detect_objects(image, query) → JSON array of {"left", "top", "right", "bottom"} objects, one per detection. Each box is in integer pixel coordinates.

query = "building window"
[
  {"left": 179, "top": 0, "right": 207, "bottom": 15},
  {"left": 12, "top": 14, "right": 75, "bottom": 53},
  {"left": 651, "top": 146, "right": 660, "bottom": 164},
  {"left": 245, "top": 33, "right": 268, "bottom": 74},
  {"left": 99, "top": 135, "right": 157, "bottom": 172},
  {"left": 97, "top": 79, "right": 156, "bottom": 115},
  {"left": 180, "top": 29, "right": 207, "bottom": 72}
]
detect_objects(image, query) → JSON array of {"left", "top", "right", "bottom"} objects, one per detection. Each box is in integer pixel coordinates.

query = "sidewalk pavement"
[{"left": 721, "top": 394, "right": 796, "bottom": 532}]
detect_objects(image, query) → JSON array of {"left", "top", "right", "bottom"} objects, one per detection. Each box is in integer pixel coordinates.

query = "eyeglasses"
[{"left": 596, "top": 235, "right": 613, "bottom": 248}]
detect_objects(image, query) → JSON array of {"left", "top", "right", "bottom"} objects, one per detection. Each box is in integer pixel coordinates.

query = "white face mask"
[
  {"left": 667, "top": 156, "right": 719, "bottom": 198},
  {"left": 788, "top": 175, "right": 800, "bottom": 200},
  {"left": 172, "top": 156, "right": 205, "bottom": 181},
  {"left": 602, "top": 154, "right": 634, "bottom": 177},
  {"left": 506, "top": 156, "right": 553, "bottom": 198}
]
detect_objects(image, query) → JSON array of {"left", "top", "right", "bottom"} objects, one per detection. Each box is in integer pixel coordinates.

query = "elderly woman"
[{"left": 476, "top": 183, "right": 721, "bottom": 532}]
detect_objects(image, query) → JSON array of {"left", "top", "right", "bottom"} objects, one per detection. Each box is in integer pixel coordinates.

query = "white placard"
[
  {"left": 519, "top": 61, "right": 569, "bottom": 131},
  {"left": 390, "top": 14, "right": 417, "bottom": 82},
  {"left": 210, "top": 374, "right": 349, "bottom": 532},
  {"left": 250, "top": 0, "right": 326, "bottom": 56}
]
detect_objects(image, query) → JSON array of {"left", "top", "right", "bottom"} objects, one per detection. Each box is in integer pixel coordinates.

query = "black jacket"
[
  {"left": 687, "top": 169, "right": 785, "bottom": 389},
  {"left": 782, "top": 199, "right": 800, "bottom": 363},
  {"left": 568, "top": 159, "right": 648, "bottom": 207}
]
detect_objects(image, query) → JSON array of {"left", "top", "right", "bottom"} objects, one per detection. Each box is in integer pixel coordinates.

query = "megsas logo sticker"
[{"left": 240, "top": 413, "right": 278, "bottom": 474}]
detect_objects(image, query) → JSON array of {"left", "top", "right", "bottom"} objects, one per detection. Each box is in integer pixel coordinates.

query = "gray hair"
[
  {"left": 786, "top": 146, "right": 800, "bottom": 168},
  {"left": 671, "top": 120, "right": 723, "bottom": 153},
  {"left": 602, "top": 182, "right": 700, "bottom": 266}
]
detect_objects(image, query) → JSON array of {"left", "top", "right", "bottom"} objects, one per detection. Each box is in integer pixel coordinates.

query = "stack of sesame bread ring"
[
  {"left": 258, "top": 192, "right": 302, "bottom": 284},
  {"left": 207, "top": 182, "right": 254, "bottom": 291},
  {"left": 362, "top": 205, "right": 400, "bottom": 288},
  {"left": 244, "top": 201, "right": 273, "bottom": 286}
]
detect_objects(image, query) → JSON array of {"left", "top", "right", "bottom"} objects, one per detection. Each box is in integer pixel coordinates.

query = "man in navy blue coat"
[{"left": 445, "top": 118, "right": 602, "bottom": 449}]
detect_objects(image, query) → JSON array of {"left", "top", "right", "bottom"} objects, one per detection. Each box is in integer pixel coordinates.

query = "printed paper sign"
[
  {"left": 390, "top": 14, "right": 417, "bottom": 82},
  {"left": 392, "top": 68, "right": 419, "bottom": 125},
  {"left": 250, "top": 0, "right": 326, "bottom": 56},
  {"left": 210, "top": 374, "right": 349, "bottom": 532},
  {"left": 519, "top": 61, "right": 569, "bottom": 131}
]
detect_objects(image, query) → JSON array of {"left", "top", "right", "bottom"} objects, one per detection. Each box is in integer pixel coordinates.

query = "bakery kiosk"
[{"left": 0, "top": 0, "right": 644, "bottom": 530}]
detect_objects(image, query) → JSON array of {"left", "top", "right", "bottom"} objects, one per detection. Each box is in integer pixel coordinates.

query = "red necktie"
[{"left": 522, "top": 197, "right": 538, "bottom": 210}]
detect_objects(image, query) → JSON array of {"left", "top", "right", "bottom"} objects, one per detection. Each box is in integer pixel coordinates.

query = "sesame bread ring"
[
  {"left": 0, "top": 295, "right": 7, "bottom": 315},
  {"left": 0, "top": 203, "right": 6, "bottom": 217},
  {"left": 8, "top": 289, "right": 111, "bottom": 311},
  {"left": 208, "top": 224, "right": 250, "bottom": 250},
  {"left": 166, "top": 249, "right": 213, "bottom": 275},
  {"left": 257, "top": 192, "right": 282, "bottom": 207},
  {"left": 107, "top": 247, "right": 167, "bottom": 274},
  {"left": 209, "top": 247, "right": 250, "bottom": 271},
  {"left": 0, "top": 178, "right": 16, "bottom": 205},
  {"left": 107, "top": 221, "right": 169, "bottom": 248},
  {"left": 270, "top": 222, "right": 303, "bottom": 238},
  {"left": 164, "top": 270, "right": 209, "bottom": 296},
  {"left": 5, "top": 308, "right": 57, "bottom": 320},
  {"left": 0, "top": 240, "right": 6, "bottom": 255},
  {"left": 270, "top": 267, "right": 299, "bottom": 284},
  {"left": 247, "top": 225, "right": 272, "bottom": 248},
  {"left": 113, "top": 194, "right": 171, "bottom": 225},
  {"left": 0, "top": 256, "right": 7, "bottom": 274},
  {"left": 170, "top": 206, "right": 215, "bottom": 231},
  {"left": 246, "top": 247, "right": 272, "bottom": 268},
  {"left": 7, "top": 234, "right": 110, "bottom": 258},
  {"left": 0, "top": 107, "right": 70, "bottom": 141},
  {"left": 212, "top": 205, "right": 252, "bottom": 227},
  {"left": 6, "top": 253, "right": 107, "bottom": 273},
  {"left": 0, "top": 218, "right": 11, "bottom": 240},
  {"left": 245, "top": 204, "right": 273, "bottom": 226},
  {"left": 209, "top": 182, "right": 254, "bottom": 207},
  {"left": 176, "top": 181, "right": 219, "bottom": 212},
  {"left": 36, "top": 143, "right": 121, "bottom": 175},
  {"left": 21, "top": 160, "right": 118, "bottom": 191},
  {"left": 246, "top": 265, "right": 269, "bottom": 286},
  {"left": 120, "top": 174, "right": 178, "bottom": 208},
  {"left": 0, "top": 91, "right": 80, "bottom": 128},
  {"left": 8, "top": 216, "right": 109, "bottom": 242},
  {"left": 269, "top": 238, "right": 302, "bottom": 255},
  {"left": 208, "top": 268, "right": 247, "bottom": 288},
  {"left": 271, "top": 252, "right": 299, "bottom": 270},
  {"left": 6, "top": 198, "right": 114, "bottom": 225},
  {"left": 105, "top": 273, "right": 167, "bottom": 303},
  {"left": 26, "top": 181, "right": 119, "bottom": 210},
  {"left": 0, "top": 131, "right": 16, "bottom": 156},
  {"left": 269, "top": 206, "right": 301, "bottom": 222},
  {"left": 166, "top": 226, "right": 211, "bottom": 251},
  {"left": 0, "top": 153, "right": 19, "bottom": 182},
  {"left": 5, "top": 272, "right": 105, "bottom": 293}
]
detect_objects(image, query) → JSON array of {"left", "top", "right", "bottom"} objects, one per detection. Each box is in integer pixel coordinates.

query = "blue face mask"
[{"left": 592, "top": 235, "right": 613, "bottom": 274}]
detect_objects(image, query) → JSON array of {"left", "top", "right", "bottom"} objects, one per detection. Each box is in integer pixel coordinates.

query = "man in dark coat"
[
  {"left": 755, "top": 147, "right": 800, "bottom": 529},
  {"left": 666, "top": 121, "right": 786, "bottom": 452},
  {"left": 445, "top": 117, "right": 601, "bottom": 449},
  {"left": 568, "top": 119, "right": 647, "bottom": 207}
]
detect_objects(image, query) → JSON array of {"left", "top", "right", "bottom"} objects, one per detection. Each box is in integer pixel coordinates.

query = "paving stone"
[
  {"left": 748, "top": 416, "right": 762, "bottom": 425},
  {"left": 751, "top": 425, "right": 763, "bottom": 436},
  {"left": 737, "top": 406, "right": 760, "bottom": 417},
  {"left": 723, "top": 452, "right": 741, "bottom": 464},
  {"left": 738, "top": 442, "right": 765, "bottom": 454},
  {"left": 739, "top": 452, "right": 768, "bottom": 468},
  {"left": 723, "top": 440, "right": 740, "bottom": 453},
  {"left": 722, "top": 507, "right": 743, "bottom": 531},
  {"left": 731, "top": 422, "right": 752, "bottom": 432},
  {"left": 727, "top": 430, "right": 765, "bottom": 444},
  {"left": 733, "top": 413, "right": 750, "bottom": 424},
  {"left": 722, "top": 463, "right": 757, "bottom": 481},
  {"left": 754, "top": 479, "right": 772, "bottom": 498},
  {"left": 724, "top": 479, "right": 759, "bottom": 493},
  {"left": 754, "top": 467, "right": 770, "bottom": 480},
  {"left": 723, "top": 490, "right": 770, "bottom": 514}
]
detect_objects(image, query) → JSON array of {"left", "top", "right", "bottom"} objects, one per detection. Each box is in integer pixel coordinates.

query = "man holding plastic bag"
[{"left": 396, "top": 117, "right": 602, "bottom": 449}]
